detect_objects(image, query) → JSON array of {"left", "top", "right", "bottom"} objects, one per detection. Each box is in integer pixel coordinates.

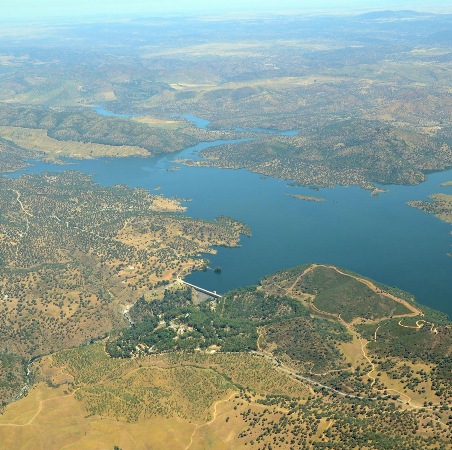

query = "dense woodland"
[{"left": 107, "top": 286, "right": 308, "bottom": 357}]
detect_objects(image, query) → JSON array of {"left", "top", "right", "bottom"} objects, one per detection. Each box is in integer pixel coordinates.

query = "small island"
[{"left": 286, "top": 193, "right": 326, "bottom": 202}]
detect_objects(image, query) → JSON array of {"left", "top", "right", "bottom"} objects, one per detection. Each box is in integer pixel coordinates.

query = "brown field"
[
  {"left": 0, "top": 347, "right": 310, "bottom": 450},
  {"left": 0, "top": 383, "right": 197, "bottom": 450}
]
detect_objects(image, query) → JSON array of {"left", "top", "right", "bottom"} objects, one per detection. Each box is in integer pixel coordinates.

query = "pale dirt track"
[{"left": 184, "top": 390, "right": 238, "bottom": 450}]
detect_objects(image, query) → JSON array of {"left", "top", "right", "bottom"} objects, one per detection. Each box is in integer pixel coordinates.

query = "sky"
[{"left": 0, "top": 0, "right": 451, "bottom": 20}]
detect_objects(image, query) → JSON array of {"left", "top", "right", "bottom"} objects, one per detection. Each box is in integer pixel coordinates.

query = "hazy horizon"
[{"left": 1, "top": 0, "right": 451, "bottom": 22}]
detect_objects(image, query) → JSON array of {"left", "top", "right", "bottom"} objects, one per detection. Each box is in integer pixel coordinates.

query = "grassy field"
[
  {"left": 0, "top": 382, "right": 197, "bottom": 450},
  {"left": 0, "top": 126, "right": 149, "bottom": 159},
  {"left": 0, "top": 339, "right": 450, "bottom": 449},
  {"left": 0, "top": 346, "right": 308, "bottom": 449}
]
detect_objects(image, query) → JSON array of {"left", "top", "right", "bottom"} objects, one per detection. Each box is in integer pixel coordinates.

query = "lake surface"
[
  {"left": 182, "top": 113, "right": 298, "bottom": 136},
  {"left": 7, "top": 111, "right": 452, "bottom": 317},
  {"left": 94, "top": 105, "right": 139, "bottom": 118}
]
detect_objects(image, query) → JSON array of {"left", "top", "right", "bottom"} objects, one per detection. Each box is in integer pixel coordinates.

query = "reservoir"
[{"left": 6, "top": 112, "right": 452, "bottom": 317}]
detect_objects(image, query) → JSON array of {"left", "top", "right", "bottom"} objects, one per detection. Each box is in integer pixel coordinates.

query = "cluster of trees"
[
  {"left": 106, "top": 286, "right": 308, "bottom": 358},
  {"left": 265, "top": 317, "right": 351, "bottom": 374}
]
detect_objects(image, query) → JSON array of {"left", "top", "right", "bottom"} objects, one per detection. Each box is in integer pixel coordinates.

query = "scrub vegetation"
[
  {"left": 0, "top": 171, "right": 248, "bottom": 362},
  {"left": 0, "top": 8, "right": 451, "bottom": 449},
  {"left": 1, "top": 264, "right": 449, "bottom": 449}
]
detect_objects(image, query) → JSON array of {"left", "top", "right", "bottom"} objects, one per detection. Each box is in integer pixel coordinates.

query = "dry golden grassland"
[
  {"left": 0, "top": 346, "right": 308, "bottom": 450},
  {"left": 0, "top": 341, "right": 449, "bottom": 449},
  {"left": 0, "top": 126, "right": 149, "bottom": 159},
  {"left": 0, "top": 381, "right": 196, "bottom": 450}
]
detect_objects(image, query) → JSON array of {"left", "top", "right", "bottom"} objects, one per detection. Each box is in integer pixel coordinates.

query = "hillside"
[
  {"left": 0, "top": 9, "right": 451, "bottom": 449},
  {"left": 1, "top": 12, "right": 451, "bottom": 189},
  {"left": 0, "top": 103, "right": 239, "bottom": 162},
  {"left": 0, "top": 264, "right": 449, "bottom": 449},
  {"left": 0, "top": 171, "right": 249, "bottom": 405}
]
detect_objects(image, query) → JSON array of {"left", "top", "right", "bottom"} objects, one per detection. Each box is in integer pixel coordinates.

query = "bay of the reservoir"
[{"left": 7, "top": 111, "right": 452, "bottom": 317}]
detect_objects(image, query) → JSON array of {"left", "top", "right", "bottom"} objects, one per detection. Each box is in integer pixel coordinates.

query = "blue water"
[
  {"left": 8, "top": 149, "right": 452, "bottom": 317},
  {"left": 97, "top": 107, "right": 298, "bottom": 136},
  {"left": 94, "top": 105, "right": 139, "bottom": 118},
  {"left": 235, "top": 127, "right": 298, "bottom": 136},
  {"left": 182, "top": 114, "right": 211, "bottom": 130},
  {"left": 6, "top": 110, "right": 452, "bottom": 317}
]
